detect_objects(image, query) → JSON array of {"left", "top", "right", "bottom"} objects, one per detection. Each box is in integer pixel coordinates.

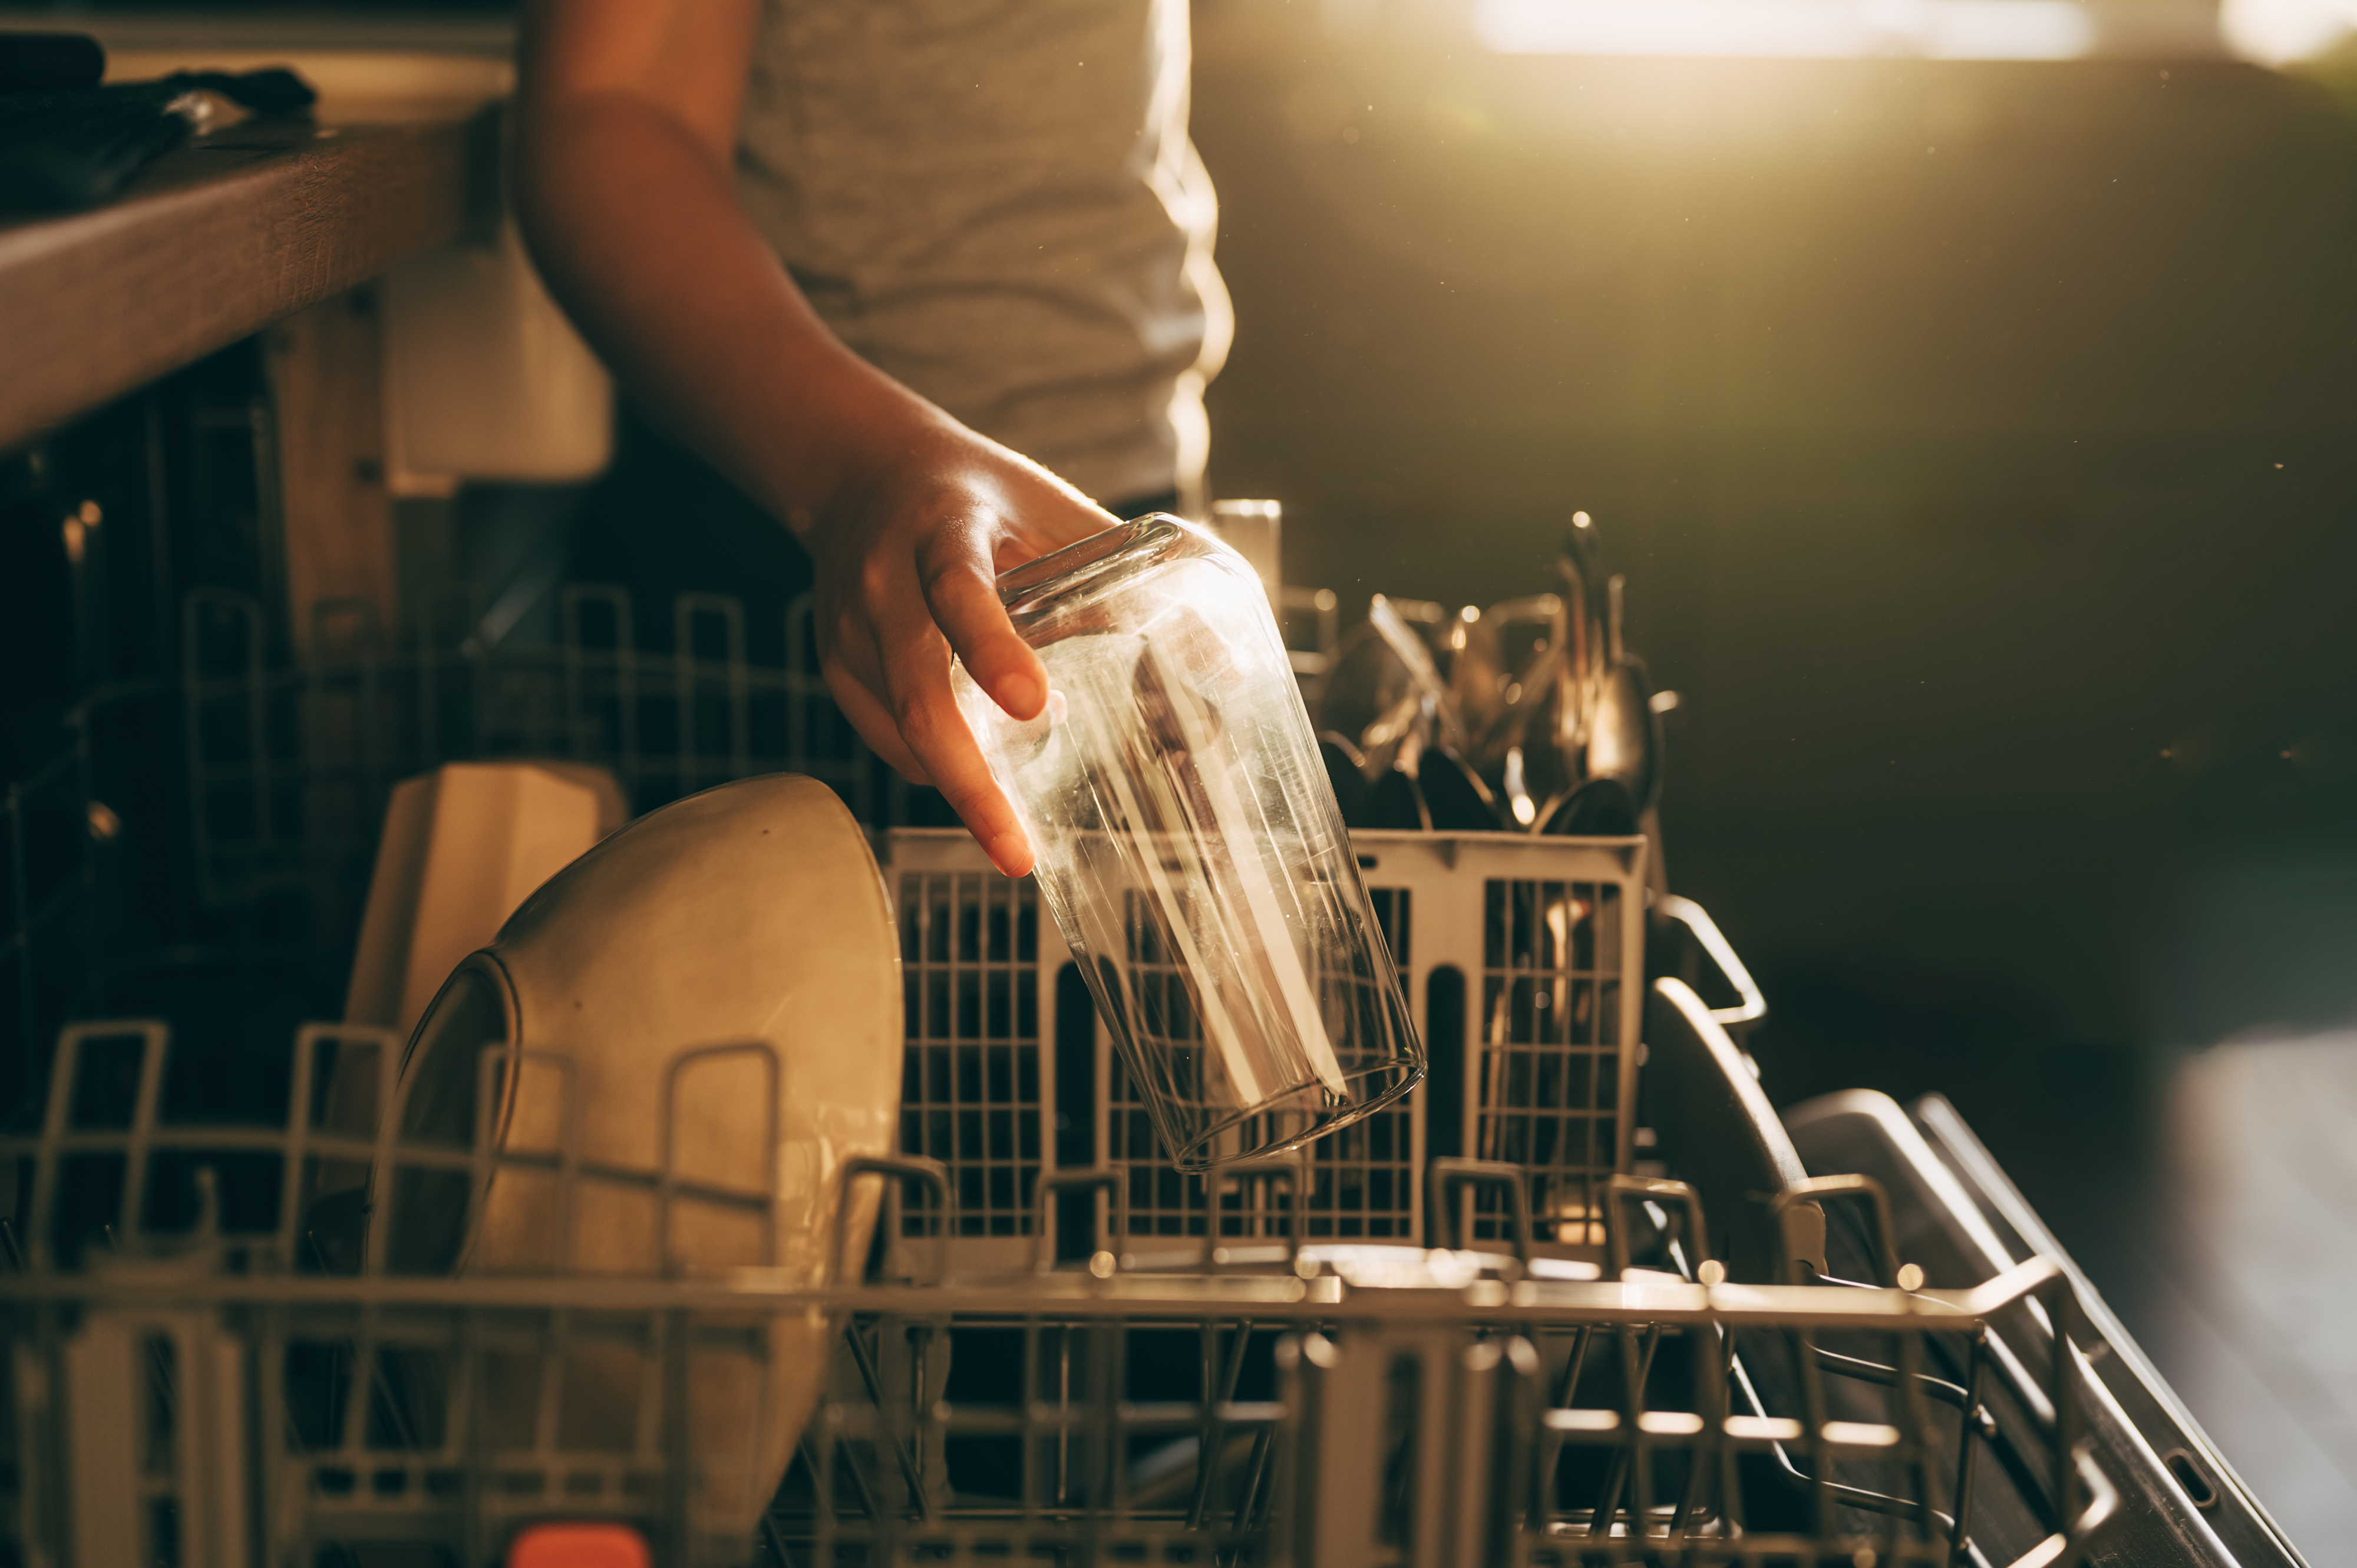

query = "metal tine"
[
  {"left": 1533, "top": 1417, "right": 1565, "bottom": 1536},
  {"left": 278, "top": 1024, "right": 326, "bottom": 1260},
  {"left": 281, "top": 1024, "right": 401, "bottom": 1260},
  {"left": 1775, "top": 1172, "right": 1908, "bottom": 1289},
  {"left": 1716, "top": 1315, "right": 1748, "bottom": 1544},
  {"left": 1895, "top": 1322, "right": 1951, "bottom": 1544},
  {"left": 1236, "top": 1423, "right": 1277, "bottom": 1533},
  {"left": 1427, "top": 1156, "right": 1535, "bottom": 1262},
  {"left": 2043, "top": 1270, "right": 2081, "bottom": 1531},
  {"left": 836, "top": 1316, "right": 933, "bottom": 1517},
  {"left": 761, "top": 1507, "right": 799, "bottom": 1567},
  {"left": 1021, "top": 1312, "right": 1042, "bottom": 1519},
  {"left": 362, "top": 1012, "right": 422, "bottom": 1276},
  {"left": 1211, "top": 1154, "right": 1305, "bottom": 1264},
  {"left": 123, "top": 1021, "right": 169, "bottom": 1254},
  {"left": 1583, "top": 1321, "right": 1663, "bottom": 1540},
  {"left": 1591, "top": 1172, "right": 1709, "bottom": 1541},
  {"left": 1667, "top": 1313, "right": 1721, "bottom": 1541},
  {"left": 1098, "top": 1308, "right": 1126, "bottom": 1523},
  {"left": 1034, "top": 1167, "right": 1126, "bottom": 1273},
  {"left": 804, "top": 1409, "right": 887, "bottom": 1528},
  {"left": 1813, "top": 1342, "right": 1973, "bottom": 1411},
  {"left": 27, "top": 1021, "right": 90, "bottom": 1270},
  {"left": 838, "top": 1153, "right": 953, "bottom": 1283},
  {"left": 847, "top": 1384, "right": 896, "bottom": 1543},
  {"left": 452, "top": 1309, "right": 487, "bottom": 1567},
  {"left": 659, "top": 1039, "right": 781, "bottom": 1273},
  {"left": 1055, "top": 1316, "right": 1084, "bottom": 1509},
  {"left": 1186, "top": 1316, "right": 1257, "bottom": 1530},
  {"left": 1950, "top": 1332, "right": 1992, "bottom": 1562},
  {"left": 1795, "top": 1319, "right": 1840, "bottom": 1543},
  {"left": 634, "top": 1308, "right": 666, "bottom": 1463},
  {"left": 1554, "top": 1323, "right": 1595, "bottom": 1407},
  {"left": 659, "top": 1306, "right": 692, "bottom": 1568},
  {"left": 1530, "top": 1323, "right": 1596, "bottom": 1538}
]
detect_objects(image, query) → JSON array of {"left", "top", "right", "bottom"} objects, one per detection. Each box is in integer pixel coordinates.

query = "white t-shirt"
[{"left": 735, "top": 0, "right": 1232, "bottom": 507}]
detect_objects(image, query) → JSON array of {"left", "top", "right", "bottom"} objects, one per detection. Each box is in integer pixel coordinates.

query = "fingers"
[
  {"left": 869, "top": 598, "right": 1035, "bottom": 878},
  {"left": 918, "top": 527, "right": 1047, "bottom": 722}
]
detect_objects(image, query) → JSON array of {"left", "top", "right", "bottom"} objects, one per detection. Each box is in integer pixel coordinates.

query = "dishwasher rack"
[
  {"left": 0, "top": 584, "right": 2299, "bottom": 1567},
  {"left": 0, "top": 1019, "right": 2119, "bottom": 1568},
  {"left": 3, "top": 582, "right": 1723, "bottom": 1288}
]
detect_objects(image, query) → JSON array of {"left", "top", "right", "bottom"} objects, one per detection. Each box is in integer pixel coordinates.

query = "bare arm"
[{"left": 513, "top": 0, "right": 1113, "bottom": 876}]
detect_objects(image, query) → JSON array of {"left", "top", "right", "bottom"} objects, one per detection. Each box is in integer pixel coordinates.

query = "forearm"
[
  {"left": 511, "top": 6, "right": 1112, "bottom": 875},
  {"left": 512, "top": 90, "right": 942, "bottom": 535}
]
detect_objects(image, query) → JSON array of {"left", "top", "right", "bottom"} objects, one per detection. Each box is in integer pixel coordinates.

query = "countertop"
[{"left": 0, "top": 27, "right": 513, "bottom": 451}]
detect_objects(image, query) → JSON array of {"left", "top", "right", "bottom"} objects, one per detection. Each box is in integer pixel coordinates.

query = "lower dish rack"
[{"left": 1, "top": 1022, "right": 2137, "bottom": 1568}]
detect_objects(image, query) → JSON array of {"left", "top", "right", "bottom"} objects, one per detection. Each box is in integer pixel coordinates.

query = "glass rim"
[{"left": 1161, "top": 1054, "right": 1426, "bottom": 1173}]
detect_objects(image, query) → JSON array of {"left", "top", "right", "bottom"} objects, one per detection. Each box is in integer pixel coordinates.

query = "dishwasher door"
[{"left": 1785, "top": 1089, "right": 2308, "bottom": 1568}]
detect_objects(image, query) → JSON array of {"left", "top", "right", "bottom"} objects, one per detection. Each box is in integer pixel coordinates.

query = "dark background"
[{"left": 1195, "top": 11, "right": 2357, "bottom": 1075}]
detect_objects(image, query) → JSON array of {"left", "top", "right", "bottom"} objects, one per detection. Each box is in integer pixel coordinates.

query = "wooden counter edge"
[{"left": 0, "top": 113, "right": 492, "bottom": 453}]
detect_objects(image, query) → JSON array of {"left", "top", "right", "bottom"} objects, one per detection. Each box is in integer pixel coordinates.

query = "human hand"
[{"left": 806, "top": 413, "right": 1115, "bottom": 877}]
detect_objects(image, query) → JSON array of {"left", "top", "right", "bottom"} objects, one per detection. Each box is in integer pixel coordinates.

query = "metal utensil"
[
  {"left": 1477, "top": 645, "right": 1578, "bottom": 830},
  {"left": 1539, "top": 774, "right": 1640, "bottom": 837},
  {"left": 1312, "top": 620, "right": 1417, "bottom": 773},
  {"left": 1418, "top": 745, "right": 1503, "bottom": 831},
  {"left": 1584, "top": 575, "right": 1661, "bottom": 814},
  {"left": 1441, "top": 606, "right": 1508, "bottom": 741},
  {"left": 1366, "top": 594, "right": 1467, "bottom": 757},
  {"left": 1467, "top": 593, "right": 1563, "bottom": 800},
  {"left": 1318, "top": 731, "right": 1377, "bottom": 828}
]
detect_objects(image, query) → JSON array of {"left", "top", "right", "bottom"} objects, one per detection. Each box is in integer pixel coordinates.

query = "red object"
[{"left": 506, "top": 1522, "right": 652, "bottom": 1568}]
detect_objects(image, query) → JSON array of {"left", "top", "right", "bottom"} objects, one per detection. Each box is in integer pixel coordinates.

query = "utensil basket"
[{"left": 882, "top": 827, "right": 1662, "bottom": 1276}]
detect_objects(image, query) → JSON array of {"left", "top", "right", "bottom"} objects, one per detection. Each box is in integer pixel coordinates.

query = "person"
[{"left": 513, "top": 1, "right": 1230, "bottom": 877}]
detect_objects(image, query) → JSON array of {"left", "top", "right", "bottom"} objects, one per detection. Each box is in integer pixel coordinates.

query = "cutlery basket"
[{"left": 882, "top": 827, "right": 1674, "bottom": 1276}]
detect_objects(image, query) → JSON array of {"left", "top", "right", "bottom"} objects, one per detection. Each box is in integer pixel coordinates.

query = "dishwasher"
[{"left": 0, "top": 568, "right": 2309, "bottom": 1568}]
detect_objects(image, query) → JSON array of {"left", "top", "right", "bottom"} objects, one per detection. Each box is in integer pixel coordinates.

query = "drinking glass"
[{"left": 953, "top": 516, "right": 1423, "bottom": 1172}]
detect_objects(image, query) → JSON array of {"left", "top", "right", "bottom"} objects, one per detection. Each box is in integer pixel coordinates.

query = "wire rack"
[
  {"left": 883, "top": 828, "right": 1658, "bottom": 1276},
  {"left": 1, "top": 582, "right": 1338, "bottom": 1106},
  {"left": 0, "top": 1020, "right": 2122, "bottom": 1568},
  {"left": 0, "top": 577, "right": 1673, "bottom": 1284}
]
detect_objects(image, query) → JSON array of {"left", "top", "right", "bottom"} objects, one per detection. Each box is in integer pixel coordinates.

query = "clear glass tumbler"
[{"left": 953, "top": 516, "right": 1423, "bottom": 1172}]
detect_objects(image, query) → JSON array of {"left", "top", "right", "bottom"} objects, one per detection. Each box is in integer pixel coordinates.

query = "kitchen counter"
[{"left": 0, "top": 109, "right": 491, "bottom": 451}]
